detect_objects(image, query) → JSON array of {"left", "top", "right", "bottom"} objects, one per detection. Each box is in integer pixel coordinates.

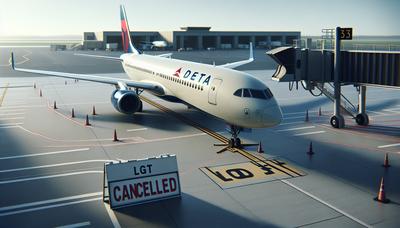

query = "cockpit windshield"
[{"left": 233, "top": 88, "right": 273, "bottom": 100}]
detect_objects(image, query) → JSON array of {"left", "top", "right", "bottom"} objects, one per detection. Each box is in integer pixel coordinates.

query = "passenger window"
[
  {"left": 243, "top": 89, "right": 251, "bottom": 97},
  {"left": 233, "top": 89, "right": 242, "bottom": 97},
  {"left": 250, "top": 89, "right": 267, "bottom": 99}
]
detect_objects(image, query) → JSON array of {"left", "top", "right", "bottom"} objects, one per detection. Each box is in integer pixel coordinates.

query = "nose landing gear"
[{"left": 214, "top": 125, "right": 258, "bottom": 153}]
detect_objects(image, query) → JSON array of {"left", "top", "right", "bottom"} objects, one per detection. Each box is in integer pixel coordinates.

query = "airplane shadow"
[{"left": 89, "top": 109, "right": 186, "bottom": 132}]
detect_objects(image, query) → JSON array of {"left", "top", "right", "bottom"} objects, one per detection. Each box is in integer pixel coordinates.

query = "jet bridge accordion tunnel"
[{"left": 266, "top": 46, "right": 400, "bottom": 127}]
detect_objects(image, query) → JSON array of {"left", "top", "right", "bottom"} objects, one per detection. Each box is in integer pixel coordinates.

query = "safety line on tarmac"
[
  {"left": 0, "top": 112, "right": 24, "bottom": 116},
  {"left": 276, "top": 126, "right": 316, "bottom": 132},
  {"left": 378, "top": 143, "right": 400, "bottom": 149},
  {"left": 0, "top": 83, "right": 9, "bottom": 106},
  {"left": 0, "top": 170, "right": 103, "bottom": 185},
  {"left": 0, "top": 122, "right": 24, "bottom": 127},
  {"left": 0, "top": 197, "right": 101, "bottom": 217},
  {"left": 0, "top": 159, "right": 111, "bottom": 173},
  {"left": 293, "top": 131, "right": 326, "bottom": 136},
  {"left": 140, "top": 95, "right": 304, "bottom": 178},
  {"left": 281, "top": 180, "right": 372, "bottom": 228},
  {"left": 0, "top": 148, "right": 90, "bottom": 160},
  {"left": 0, "top": 192, "right": 102, "bottom": 212}
]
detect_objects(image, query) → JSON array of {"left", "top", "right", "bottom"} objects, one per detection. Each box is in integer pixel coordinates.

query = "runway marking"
[
  {"left": 0, "top": 148, "right": 90, "bottom": 160},
  {"left": 281, "top": 180, "right": 372, "bottom": 228},
  {"left": 294, "top": 131, "right": 325, "bottom": 136},
  {"left": 0, "top": 192, "right": 102, "bottom": 212},
  {"left": 1, "top": 104, "right": 44, "bottom": 109},
  {"left": 378, "top": 143, "right": 400, "bottom": 149},
  {"left": 56, "top": 221, "right": 91, "bottom": 228},
  {"left": 0, "top": 197, "right": 102, "bottom": 217},
  {"left": 0, "top": 122, "right": 24, "bottom": 126},
  {"left": 278, "top": 121, "right": 305, "bottom": 126},
  {"left": 0, "top": 126, "right": 19, "bottom": 129},
  {"left": 0, "top": 83, "right": 9, "bottom": 106},
  {"left": 0, "top": 170, "right": 103, "bottom": 185},
  {"left": 126, "top": 127, "right": 148, "bottom": 132},
  {"left": 202, "top": 159, "right": 305, "bottom": 189},
  {"left": 0, "top": 112, "right": 24, "bottom": 116},
  {"left": 276, "top": 126, "right": 315, "bottom": 132},
  {"left": 0, "top": 159, "right": 111, "bottom": 173},
  {"left": 0, "top": 109, "right": 26, "bottom": 112},
  {"left": 0, "top": 117, "right": 24, "bottom": 120},
  {"left": 104, "top": 202, "right": 122, "bottom": 228}
]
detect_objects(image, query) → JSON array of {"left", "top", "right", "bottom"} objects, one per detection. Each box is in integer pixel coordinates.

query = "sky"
[{"left": 0, "top": 0, "right": 399, "bottom": 37}]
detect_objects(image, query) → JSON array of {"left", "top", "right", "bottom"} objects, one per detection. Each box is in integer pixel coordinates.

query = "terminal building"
[{"left": 83, "top": 27, "right": 300, "bottom": 50}]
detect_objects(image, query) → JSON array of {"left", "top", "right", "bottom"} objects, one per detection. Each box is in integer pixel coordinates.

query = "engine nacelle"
[{"left": 111, "top": 90, "right": 142, "bottom": 114}]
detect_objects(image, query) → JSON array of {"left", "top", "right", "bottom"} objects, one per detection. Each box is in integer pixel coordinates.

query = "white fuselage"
[{"left": 121, "top": 53, "right": 282, "bottom": 128}]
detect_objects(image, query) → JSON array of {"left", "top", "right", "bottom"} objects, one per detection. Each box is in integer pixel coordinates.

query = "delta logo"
[{"left": 173, "top": 67, "right": 182, "bottom": 77}]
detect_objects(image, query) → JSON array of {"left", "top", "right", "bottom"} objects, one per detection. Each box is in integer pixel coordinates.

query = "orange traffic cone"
[
  {"left": 307, "top": 142, "right": 314, "bottom": 155},
  {"left": 92, "top": 106, "right": 97, "bottom": 115},
  {"left": 39, "top": 89, "right": 42, "bottom": 97},
  {"left": 305, "top": 110, "right": 309, "bottom": 122},
  {"left": 113, "top": 129, "right": 119, "bottom": 142},
  {"left": 53, "top": 101, "right": 57, "bottom": 109},
  {"left": 257, "top": 141, "right": 264, "bottom": 153},
  {"left": 85, "top": 114, "right": 91, "bottom": 126},
  {"left": 382, "top": 153, "right": 390, "bottom": 168},
  {"left": 71, "top": 108, "right": 75, "bottom": 118},
  {"left": 374, "top": 177, "right": 390, "bottom": 203},
  {"left": 318, "top": 107, "right": 322, "bottom": 116}
]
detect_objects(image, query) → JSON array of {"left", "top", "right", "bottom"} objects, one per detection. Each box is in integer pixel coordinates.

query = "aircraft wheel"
[
  {"left": 234, "top": 138, "right": 242, "bottom": 148},
  {"left": 138, "top": 100, "right": 143, "bottom": 112},
  {"left": 228, "top": 138, "right": 235, "bottom": 148},
  {"left": 330, "top": 115, "right": 345, "bottom": 128},
  {"left": 355, "top": 113, "right": 369, "bottom": 126}
]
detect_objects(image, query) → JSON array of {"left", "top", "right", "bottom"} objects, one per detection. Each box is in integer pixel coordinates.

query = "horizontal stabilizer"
[{"left": 74, "top": 53, "right": 122, "bottom": 61}]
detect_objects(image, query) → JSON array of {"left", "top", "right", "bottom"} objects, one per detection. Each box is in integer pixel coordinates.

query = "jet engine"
[{"left": 110, "top": 90, "right": 142, "bottom": 114}]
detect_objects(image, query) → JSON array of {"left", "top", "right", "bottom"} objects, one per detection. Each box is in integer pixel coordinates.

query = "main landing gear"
[{"left": 214, "top": 125, "right": 258, "bottom": 153}]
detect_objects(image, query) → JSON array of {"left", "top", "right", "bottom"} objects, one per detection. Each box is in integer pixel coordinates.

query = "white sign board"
[{"left": 105, "top": 154, "right": 181, "bottom": 209}]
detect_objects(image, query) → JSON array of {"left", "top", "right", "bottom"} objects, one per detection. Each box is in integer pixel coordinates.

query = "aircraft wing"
[
  {"left": 10, "top": 53, "right": 160, "bottom": 91},
  {"left": 219, "top": 42, "right": 254, "bottom": 69}
]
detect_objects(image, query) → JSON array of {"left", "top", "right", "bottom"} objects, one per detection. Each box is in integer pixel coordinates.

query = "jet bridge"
[{"left": 267, "top": 27, "right": 400, "bottom": 128}]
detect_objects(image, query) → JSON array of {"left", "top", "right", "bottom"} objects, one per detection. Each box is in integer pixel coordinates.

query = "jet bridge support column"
[
  {"left": 356, "top": 85, "right": 369, "bottom": 125},
  {"left": 331, "top": 27, "right": 345, "bottom": 128}
]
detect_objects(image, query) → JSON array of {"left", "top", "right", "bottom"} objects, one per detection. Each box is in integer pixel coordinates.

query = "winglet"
[
  {"left": 11, "top": 52, "right": 15, "bottom": 70},
  {"left": 249, "top": 42, "right": 254, "bottom": 60}
]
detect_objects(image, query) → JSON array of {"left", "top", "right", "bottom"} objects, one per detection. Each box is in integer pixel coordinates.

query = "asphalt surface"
[{"left": 0, "top": 47, "right": 399, "bottom": 227}]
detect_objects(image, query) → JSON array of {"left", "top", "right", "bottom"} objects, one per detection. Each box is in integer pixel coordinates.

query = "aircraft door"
[{"left": 208, "top": 78, "right": 222, "bottom": 105}]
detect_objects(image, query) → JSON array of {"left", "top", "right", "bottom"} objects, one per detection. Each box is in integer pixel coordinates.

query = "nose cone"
[{"left": 263, "top": 103, "right": 283, "bottom": 127}]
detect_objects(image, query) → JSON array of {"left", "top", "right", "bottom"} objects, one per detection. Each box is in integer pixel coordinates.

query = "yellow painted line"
[
  {"left": 140, "top": 95, "right": 305, "bottom": 178},
  {"left": 0, "top": 83, "right": 9, "bottom": 107}
]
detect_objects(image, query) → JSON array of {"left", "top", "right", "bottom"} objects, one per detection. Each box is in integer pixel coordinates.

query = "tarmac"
[{"left": 0, "top": 47, "right": 399, "bottom": 227}]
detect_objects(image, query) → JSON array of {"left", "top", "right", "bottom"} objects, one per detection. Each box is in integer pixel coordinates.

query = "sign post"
[{"left": 104, "top": 154, "right": 181, "bottom": 209}]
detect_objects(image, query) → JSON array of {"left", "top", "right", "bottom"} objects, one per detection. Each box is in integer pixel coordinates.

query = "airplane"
[
  {"left": 11, "top": 5, "right": 283, "bottom": 153},
  {"left": 140, "top": 40, "right": 169, "bottom": 50}
]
